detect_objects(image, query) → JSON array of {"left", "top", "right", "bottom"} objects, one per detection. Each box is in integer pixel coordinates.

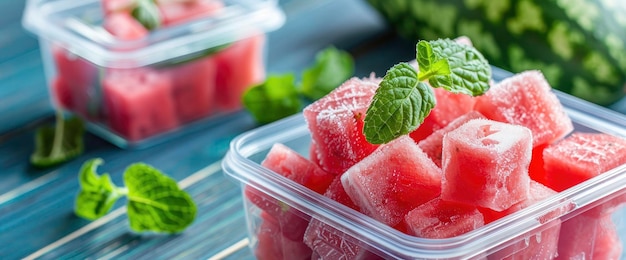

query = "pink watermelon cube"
[
  {"left": 103, "top": 12, "right": 149, "bottom": 40},
  {"left": 341, "top": 135, "right": 442, "bottom": 227},
  {"left": 52, "top": 46, "right": 99, "bottom": 118},
  {"left": 592, "top": 217, "right": 623, "bottom": 260},
  {"left": 51, "top": 76, "right": 73, "bottom": 110},
  {"left": 166, "top": 57, "right": 218, "bottom": 123},
  {"left": 323, "top": 176, "right": 360, "bottom": 211},
  {"left": 556, "top": 214, "right": 620, "bottom": 260},
  {"left": 474, "top": 70, "right": 573, "bottom": 148},
  {"left": 543, "top": 132, "right": 626, "bottom": 192},
  {"left": 101, "top": 0, "right": 133, "bottom": 14},
  {"left": 261, "top": 143, "right": 334, "bottom": 194},
  {"left": 418, "top": 111, "right": 486, "bottom": 168},
  {"left": 303, "top": 218, "right": 382, "bottom": 260},
  {"left": 483, "top": 181, "right": 561, "bottom": 259},
  {"left": 404, "top": 197, "right": 484, "bottom": 239},
  {"left": 409, "top": 87, "right": 478, "bottom": 142},
  {"left": 214, "top": 34, "right": 266, "bottom": 111},
  {"left": 246, "top": 143, "right": 334, "bottom": 244},
  {"left": 102, "top": 68, "right": 178, "bottom": 141},
  {"left": 304, "top": 76, "right": 381, "bottom": 175},
  {"left": 254, "top": 212, "right": 312, "bottom": 260},
  {"left": 441, "top": 119, "right": 532, "bottom": 211},
  {"left": 480, "top": 181, "right": 559, "bottom": 224},
  {"left": 158, "top": 0, "right": 223, "bottom": 26}
]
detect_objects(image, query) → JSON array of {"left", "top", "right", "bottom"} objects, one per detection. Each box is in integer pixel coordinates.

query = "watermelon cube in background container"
[
  {"left": 22, "top": 0, "right": 285, "bottom": 148},
  {"left": 223, "top": 67, "right": 626, "bottom": 259}
]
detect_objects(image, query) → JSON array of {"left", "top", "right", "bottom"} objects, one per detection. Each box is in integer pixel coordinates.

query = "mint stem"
[{"left": 50, "top": 109, "right": 65, "bottom": 159}]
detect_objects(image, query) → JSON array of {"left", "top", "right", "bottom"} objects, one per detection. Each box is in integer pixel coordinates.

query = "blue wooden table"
[{"left": 2, "top": 0, "right": 626, "bottom": 259}]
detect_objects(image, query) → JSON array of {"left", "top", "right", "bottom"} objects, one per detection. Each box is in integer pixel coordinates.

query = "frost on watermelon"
[
  {"left": 441, "top": 119, "right": 532, "bottom": 211},
  {"left": 254, "top": 212, "right": 312, "bottom": 260},
  {"left": 474, "top": 70, "right": 573, "bottom": 148},
  {"left": 166, "top": 57, "right": 217, "bottom": 123},
  {"left": 591, "top": 217, "right": 623, "bottom": 260},
  {"left": 418, "top": 111, "right": 486, "bottom": 168},
  {"left": 304, "top": 76, "right": 380, "bottom": 175},
  {"left": 409, "top": 87, "right": 478, "bottom": 142},
  {"left": 404, "top": 197, "right": 484, "bottom": 239},
  {"left": 102, "top": 68, "right": 178, "bottom": 141},
  {"left": 479, "top": 181, "right": 558, "bottom": 224},
  {"left": 542, "top": 133, "right": 626, "bottom": 192},
  {"left": 214, "top": 34, "right": 266, "bottom": 111},
  {"left": 341, "top": 135, "right": 441, "bottom": 227}
]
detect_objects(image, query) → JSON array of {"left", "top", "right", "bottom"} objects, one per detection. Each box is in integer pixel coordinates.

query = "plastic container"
[
  {"left": 22, "top": 0, "right": 285, "bottom": 148},
  {"left": 222, "top": 68, "right": 626, "bottom": 259}
]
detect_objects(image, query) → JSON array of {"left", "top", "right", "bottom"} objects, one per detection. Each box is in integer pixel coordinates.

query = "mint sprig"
[
  {"left": 243, "top": 46, "right": 354, "bottom": 124},
  {"left": 30, "top": 110, "right": 84, "bottom": 168},
  {"left": 243, "top": 74, "right": 301, "bottom": 124},
  {"left": 131, "top": 0, "right": 161, "bottom": 31},
  {"left": 364, "top": 39, "right": 491, "bottom": 144},
  {"left": 301, "top": 46, "right": 355, "bottom": 100},
  {"left": 75, "top": 159, "right": 197, "bottom": 234}
]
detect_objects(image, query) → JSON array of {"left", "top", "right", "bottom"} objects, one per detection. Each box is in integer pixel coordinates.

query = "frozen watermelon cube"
[
  {"left": 409, "top": 87, "right": 478, "bottom": 142},
  {"left": 102, "top": 68, "right": 178, "bottom": 141},
  {"left": 304, "top": 76, "right": 381, "bottom": 175},
  {"left": 261, "top": 143, "right": 334, "bottom": 194},
  {"left": 418, "top": 111, "right": 486, "bottom": 168},
  {"left": 543, "top": 133, "right": 626, "bottom": 192},
  {"left": 103, "top": 12, "right": 149, "bottom": 40},
  {"left": 483, "top": 181, "right": 561, "bottom": 260},
  {"left": 303, "top": 217, "right": 382, "bottom": 260},
  {"left": 246, "top": 143, "right": 334, "bottom": 242},
  {"left": 404, "top": 197, "right": 484, "bottom": 239},
  {"left": 166, "top": 57, "right": 218, "bottom": 123},
  {"left": 158, "top": 0, "right": 223, "bottom": 26},
  {"left": 323, "top": 176, "right": 360, "bottom": 211},
  {"left": 441, "top": 119, "right": 532, "bottom": 211},
  {"left": 591, "top": 217, "right": 623, "bottom": 260},
  {"left": 556, "top": 214, "right": 619, "bottom": 260},
  {"left": 254, "top": 212, "right": 312, "bottom": 260},
  {"left": 214, "top": 34, "right": 266, "bottom": 111},
  {"left": 52, "top": 46, "right": 99, "bottom": 118},
  {"left": 480, "top": 181, "right": 559, "bottom": 224},
  {"left": 341, "top": 135, "right": 442, "bottom": 227},
  {"left": 474, "top": 70, "right": 573, "bottom": 147}
]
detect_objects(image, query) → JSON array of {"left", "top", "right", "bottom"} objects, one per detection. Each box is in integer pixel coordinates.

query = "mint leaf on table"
[
  {"left": 74, "top": 159, "right": 197, "bottom": 234},
  {"left": 30, "top": 110, "right": 84, "bottom": 168},
  {"left": 242, "top": 46, "right": 355, "bottom": 124},
  {"left": 132, "top": 0, "right": 161, "bottom": 30},
  {"left": 363, "top": 63, "right": 435, "bottom": 144},
  {"left": 242, "top": 74, "right": 301, "bottom": 124},
  {"left": 364, "top": 39, "right": 491, "bottom": 144},
  {"left": 427, "top": 39, "right": 491, "bottom": 96},
  {"left": 300, "top": 46, "right": 355, "bottom": 100},
  {"left": 124, "top": 163, "right": 197, "bottom": 233},
  {"left": 75, "top": 159, "right": 123, "bottom": 220}
]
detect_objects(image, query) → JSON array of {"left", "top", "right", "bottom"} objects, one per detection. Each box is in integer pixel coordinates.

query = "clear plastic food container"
[
  {"left": 222, "top": 68, "right": 626, "bottom": 259},
  {"left": 22, "top": 0, "right": 285, "bottom": 148}
]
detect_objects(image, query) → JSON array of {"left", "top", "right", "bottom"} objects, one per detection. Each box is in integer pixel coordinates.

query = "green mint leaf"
[
  {"left": 131, "top": 0, "right": 161, "bottom": 31},
  {"left": 124, "top": 163, "right": 197, "bottom": 233},
  {"left": 75, "top": 158, "right": 123, "bottom": 220},
  {"left": 243, "top": 74, "right": 302, "bottom": 124},
  {"left": 363, "top": 63, "right": 436, "bottom": 144},
  {"left": 30, "top": 110, "right": 84, "bottom": 168},
  {"left": 300, "top": 46, "right": 354, "bottom": 100},
  {"left": 427, "top": 39, "right": 491, "bottom": 96}
]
